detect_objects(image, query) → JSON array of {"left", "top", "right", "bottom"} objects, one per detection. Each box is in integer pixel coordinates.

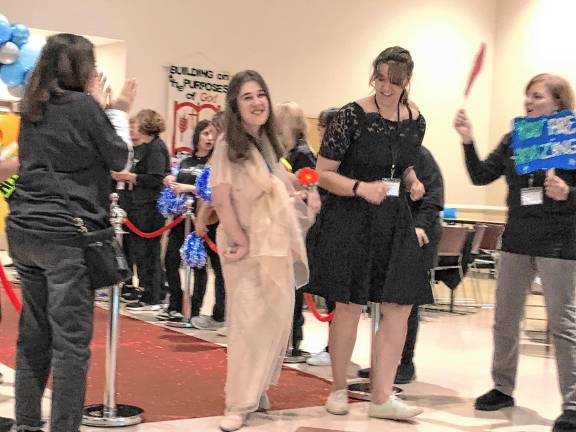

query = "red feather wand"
[{"left": 464, "top": 43, "right": 486, "bottom": 98}]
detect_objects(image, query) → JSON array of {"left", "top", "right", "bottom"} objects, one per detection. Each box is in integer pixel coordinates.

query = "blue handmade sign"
[{"left": 511, "top": 110, "right": 576, "bottom": 174}]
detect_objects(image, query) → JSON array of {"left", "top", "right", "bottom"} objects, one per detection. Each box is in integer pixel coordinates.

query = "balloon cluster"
[
  {"left": 0, "top": 13, "right": 43, "bottom": 95},
  {"left": 180, "top": 232, "right": 207, "bottom": 268}
]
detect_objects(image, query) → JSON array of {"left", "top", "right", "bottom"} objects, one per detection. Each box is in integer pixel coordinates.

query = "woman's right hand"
[
  {"left": 109, "top": 79, "right": 138, "bottom": 113},
  {"left": 224, "top": 239, "right": 249, "bottom": 262},
  {"left": 163, "top": 175, "right": 176, "bottom": 186},
  {"left": 453, "top": 109, "right": 474, "bottom": 143},
  {"left": 357, "top": 181, "right": 389, "bottom": 205}
]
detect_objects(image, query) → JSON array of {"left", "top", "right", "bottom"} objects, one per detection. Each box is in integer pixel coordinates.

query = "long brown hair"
[
  {"left": 370, "top": 46, "right": 414, "bottom": 105},
  {"left": 224, "top": 70, "right": 283, "bottom": 163},
  {"left": 21, "top": 33, "right": 95, "bottom": 123}
]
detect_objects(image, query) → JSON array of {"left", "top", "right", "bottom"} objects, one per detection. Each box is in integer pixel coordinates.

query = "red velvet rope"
[
  {"left": 124, "top": 215, "right": 184, "bottom": 238},
  {"left": 0, "top": 265, "right": 22, "bottom": 312},
  {"left": 200, "top": 231, "right": 332, "bottom": 322},
  {"left": 304, "top": 293, "right": 334, "bottom": 322}
]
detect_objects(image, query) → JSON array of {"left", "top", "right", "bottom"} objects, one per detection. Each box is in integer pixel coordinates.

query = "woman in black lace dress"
[{"left": 307, "top": 46, "right": 432, "bottom": 420}]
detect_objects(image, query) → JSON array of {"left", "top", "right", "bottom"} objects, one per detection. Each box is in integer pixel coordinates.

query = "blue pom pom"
[
  {"left": 180, "top": 232, "right": 207, "bottom": 268},
  {"left": 157, "top": 186, "right": 187, "bottom": 217},
  {"left": 196, "top": 166, "right": 212, "bottom": 202}
]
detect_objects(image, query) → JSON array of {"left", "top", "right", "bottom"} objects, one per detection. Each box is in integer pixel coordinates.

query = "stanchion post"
[
  {"left": 167, "top": 197, "right": 195, "bottom": 329},
  {"left": 82, "top": 193, "right": 144, "bottom": 427}
]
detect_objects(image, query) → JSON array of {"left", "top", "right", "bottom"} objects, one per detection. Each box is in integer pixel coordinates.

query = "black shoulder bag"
[{"left": 46, "top": 161, "right": 132, "bottom": 289}]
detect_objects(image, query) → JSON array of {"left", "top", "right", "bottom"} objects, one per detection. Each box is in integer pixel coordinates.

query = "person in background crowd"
[
  {"left": 7, "top": 33, "right": 136, "bottom": 432},
  {"left": 306, "top": 46, "right": 430, "bottom": 420},
  {"left": 454, "top": 73, "right": 576, "bottom": 432},
  {"left": 306, "top": 107, "right": 339, "bottom": 367},
  {"left": 276, "top": 101, "right": 316, "bottom": 361},
  {"left": 113, "top": 109, "right": 170, "bottom": 312},
  {"left": 210, "top": 70, "right": 317, "bottom": 431},
  {"left": 358, "top": 144, "right": 444, "bottom": 383},
  {"left": 160, "top": 120, "right": 226, "bottom": 330}
]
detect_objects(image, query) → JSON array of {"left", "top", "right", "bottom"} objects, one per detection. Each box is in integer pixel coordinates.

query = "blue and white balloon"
[
  {"left": 18, "top": 41, "right": 41, "bottom": 71},
  {"left": 0, "top": 20, "right": 11, "bottom": 44},
  {"left": 10, "top": 24, "right": 29, "bottom": 47},
  {"left": 0, "top": 61, "right": 26, "bottom": 86},
  {"left": 0, "top": 41, "right": 19, "bottom": 65}
]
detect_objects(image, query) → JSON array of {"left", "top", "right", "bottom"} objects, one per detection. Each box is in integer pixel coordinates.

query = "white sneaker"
[
  {"left": 0, "top": 372, "right": 3, "bottom": 384},
  {"left": 219, "top": 414, "right": 245, "bottom": 431},
  {"left": 368, "top": 394, "right": 423, "bottom": 420},
  {"left": 325, "top": 389, "right": 349, "bottom": 415},
  {"left": 306, "top": 351, "right": 331, "bottom": 366},
  {"left": 217, "top": 326, "right": 228, "bottom": 336},
  {"left": 191, "top": 315, "right": 225, "bottom": 330},
  {"left": 125, "top": 302, "right": 163, "bottom": 312}
]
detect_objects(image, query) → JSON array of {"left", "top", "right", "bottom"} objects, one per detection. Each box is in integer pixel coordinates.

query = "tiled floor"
[{"left": 0, "top": 274, "right": 558, "bottom": 432}]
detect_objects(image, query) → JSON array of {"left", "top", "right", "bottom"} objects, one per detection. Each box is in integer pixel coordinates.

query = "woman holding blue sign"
[{"left": 454, "top": 73, "right": 576, "bottom": 432}]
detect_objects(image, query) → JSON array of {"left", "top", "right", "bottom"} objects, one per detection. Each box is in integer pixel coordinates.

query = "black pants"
[
  {"left": 8, "top": 227, "right": 95, "bottom": 432},
  {"left": 401, "top": 305, "right": 419, "bottom": 366},
  {"left": 165, "top": 223, "right": 226, "bottom": 321},
  {"left": 291, "top": 293, "right": 336, "bottom": 351},
  {"left": 128, "top": 203, "right": 165, "bottom": 304}
]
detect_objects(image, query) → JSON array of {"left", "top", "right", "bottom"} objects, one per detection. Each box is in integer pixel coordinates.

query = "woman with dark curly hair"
[{"left": 113, "top": 109, "right": 170, "bottom": 311}]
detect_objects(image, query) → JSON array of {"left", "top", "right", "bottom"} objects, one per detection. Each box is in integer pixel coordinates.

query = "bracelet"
[{"left": 352, "top": 180, "right": 360, "bottom": 196}]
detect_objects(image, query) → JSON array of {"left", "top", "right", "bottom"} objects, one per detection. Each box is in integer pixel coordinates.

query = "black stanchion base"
[
  {"left": 0, "top": 417, "right": 14, "bottom": 432},
  {"left": 82, "top": 404, "right": 144, "bottom": 427},
  {"left": 347, "top": 381, "right": 403, "bottom": 401}
]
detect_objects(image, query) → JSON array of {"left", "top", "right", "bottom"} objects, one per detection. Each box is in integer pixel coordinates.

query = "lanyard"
[{"left": 374, "top": 95, "right": 402, "bottom": 178}]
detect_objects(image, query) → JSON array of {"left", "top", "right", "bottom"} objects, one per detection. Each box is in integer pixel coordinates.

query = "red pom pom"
[{"left": 297, "top": 167, "right": 319, "bottom": 187}]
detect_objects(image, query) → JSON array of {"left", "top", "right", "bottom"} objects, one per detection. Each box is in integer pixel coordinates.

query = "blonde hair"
[
  {"left": 275, "top": 101, "right": 307, "bottom": 152},
  {"left": 525, "top": 73, "right": 574, "bottom": 111}
]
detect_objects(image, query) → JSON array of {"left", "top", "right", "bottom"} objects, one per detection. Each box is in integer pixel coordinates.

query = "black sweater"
[
  {"left": 8, "top": 91, "right": 129, "bottom": 233},
  {"left": 463, "top": 133, "right": 576, "bottom": 259},
  {"left": 131, "top": 137, "right": 170, "bottom": 206}
]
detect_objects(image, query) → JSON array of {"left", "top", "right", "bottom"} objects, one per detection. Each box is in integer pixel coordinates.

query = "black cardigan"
[{"left": 463, "top": 133, "right": 576, "bottom": 259}]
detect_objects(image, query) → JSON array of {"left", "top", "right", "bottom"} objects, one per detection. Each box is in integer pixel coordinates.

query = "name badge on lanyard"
[
  {"left": 382, "top": 163, "right": 400, "bottom": 197},
  {"left": 520, "top": 187, "right": 543, "bottom": 206},
  {"left": 382, "top": 178, "right": 401, "bottom": 197}
]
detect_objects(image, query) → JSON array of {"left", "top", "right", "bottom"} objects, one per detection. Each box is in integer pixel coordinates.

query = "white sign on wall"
[{"left": 166, "top": 65, "right": 230, "bottom": 153}]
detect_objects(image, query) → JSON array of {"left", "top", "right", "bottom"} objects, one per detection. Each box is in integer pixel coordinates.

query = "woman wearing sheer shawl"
[{"left": 209, "top": 70, "right": 317, "bottom": 431}]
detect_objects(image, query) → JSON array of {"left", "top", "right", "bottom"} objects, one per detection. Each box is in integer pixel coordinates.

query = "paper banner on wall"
[
  {"left": 511, "top": 110, "right": 576, "bottom": 174},
  {"left": 166, "top": 65, "right": 230, "bottom": 154}
]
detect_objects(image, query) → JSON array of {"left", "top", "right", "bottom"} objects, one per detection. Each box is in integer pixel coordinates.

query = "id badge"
[
  {"left": 383, "top": 178, "right": 401, "bottom": 197},
  {"left": 520, "top": 187, "right": 543, "bottom": 206}
]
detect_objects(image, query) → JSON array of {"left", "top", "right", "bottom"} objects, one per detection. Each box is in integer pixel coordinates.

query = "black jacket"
[
  {"left": 8, "top": 91, "right": 129, "bottom": 233},
  {"left": 464, "top": 133, "right": 576, "bottom": 259}
]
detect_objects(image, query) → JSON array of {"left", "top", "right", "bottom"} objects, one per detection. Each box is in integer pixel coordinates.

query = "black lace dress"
[{"left": 306, "top": 102, "right": 433, "bottom": 305}]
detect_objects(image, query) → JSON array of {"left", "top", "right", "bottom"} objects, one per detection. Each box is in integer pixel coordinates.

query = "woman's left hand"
[
  {"left": 305, "top": 188, "right": 322, "bottom": 217},
  {"left": 545, "top": 169, "right": 570, "bottom": 201},
  {"left": 410, "top": 179, "right": 425, "bottom": 201},
  {"left": 171, "top": 183, "right": 196, "bottom": 195}
]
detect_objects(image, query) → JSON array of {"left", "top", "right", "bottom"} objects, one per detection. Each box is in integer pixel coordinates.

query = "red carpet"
[{"left": 0, "top": 288, "right": 332, "bottom": 422}]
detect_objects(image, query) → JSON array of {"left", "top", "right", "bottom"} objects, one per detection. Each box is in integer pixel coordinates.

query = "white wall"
[
  {"left": 1, "top": 0, "right": 498, "bottom": 207},
  {"left": 485, "top": 0, "right": 576, "bottom": 207}
]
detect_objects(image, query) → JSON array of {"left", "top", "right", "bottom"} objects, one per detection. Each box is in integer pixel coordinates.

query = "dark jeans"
[
  {"left": 165, "top": 223, "right": 226, "bottom": 321},
  {"left": 7, "top": 228, "right": 95, "bottom": 432},
  {"left": 291, "top": 290, "right": 305, "bottom": 350},
  {"left": 128, "top": 203, "right": 165, "bottom": 304}
]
